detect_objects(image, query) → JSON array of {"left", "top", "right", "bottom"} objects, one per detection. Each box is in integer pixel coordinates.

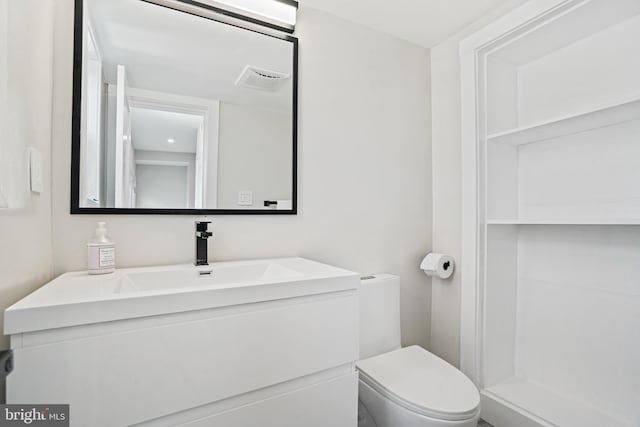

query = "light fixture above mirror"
[
  {"left": 147, "top": 0, "right": 298, "bottom": 34},
  {"left": 192, "top": 0, "right": 297, "bottom": 32}
]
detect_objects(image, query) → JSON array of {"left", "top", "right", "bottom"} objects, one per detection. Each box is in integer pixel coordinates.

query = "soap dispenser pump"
[{"left": 87, "top": 222, "right": 115, "bottom": 275}]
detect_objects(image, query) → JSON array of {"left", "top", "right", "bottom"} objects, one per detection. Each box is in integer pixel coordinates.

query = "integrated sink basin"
[
  {"left": 119, "top": 261, "right": 304, "bottom": 293},
  {"left": 5, "top": 257, "right": 359, "bottom": 335}
]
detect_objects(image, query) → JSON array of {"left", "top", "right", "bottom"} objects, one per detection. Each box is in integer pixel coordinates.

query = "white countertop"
[{"left": 5, "top": 257, "right": 359, "bottom": 335}]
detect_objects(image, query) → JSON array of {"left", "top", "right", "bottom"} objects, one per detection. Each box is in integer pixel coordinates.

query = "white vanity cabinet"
[{"left": 5, "top": 258, "right": 359, "bottom": 427}]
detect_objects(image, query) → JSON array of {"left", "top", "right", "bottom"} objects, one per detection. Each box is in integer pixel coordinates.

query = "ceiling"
[
  {"left": 86, "top": 0, "right": 293, "bottom": 112},
  {"left": 131, "top": 108, "right": 202, "bottom": 154},
  {"left": 299, "top": 0, "right": 529, "bottom": 48}
]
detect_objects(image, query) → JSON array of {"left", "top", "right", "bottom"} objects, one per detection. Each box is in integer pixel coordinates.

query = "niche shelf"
[
  {"left": 487, "top": 96, "right": 640, "bottom": 145},
  {"left": 487, "top": 218, "right": 640, "bottom": 225},
  {"left": 486, "top": 105, "right": 640, "bottom": 221}
]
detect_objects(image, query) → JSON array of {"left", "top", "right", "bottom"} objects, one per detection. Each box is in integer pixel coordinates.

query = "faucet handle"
[{"left": 195, "top": 221, "right": 211, "bottom": 232}]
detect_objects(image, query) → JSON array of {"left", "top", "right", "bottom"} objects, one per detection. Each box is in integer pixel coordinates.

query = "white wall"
[
  {"left": 50, "top": 4, "right": 433, "bottom": 347},
  {"left": 135, "top": 150, "right": 196, "bottom": 208},
  {"left": 136, "top": 165, "right": 189, "bottom": 209},
  {"left": 0, "top": 0, "right": 54, "bottom": 359},
  {"left": 217, "top": 102, "right": 291, "bottom": 209},
  {"left": 430, "top": 0, "right": 530, "bottom": 367}
]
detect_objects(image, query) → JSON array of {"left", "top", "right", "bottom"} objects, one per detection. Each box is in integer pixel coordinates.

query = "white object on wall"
[
  {"left": 420, "top": 253, "right": 454, "bottom": 279},
  {"left": 28, "top": 147, "right": 43, "bottom": 193},
  {"left": 0, "top": 189, "right": 7, "bottom": 209}
]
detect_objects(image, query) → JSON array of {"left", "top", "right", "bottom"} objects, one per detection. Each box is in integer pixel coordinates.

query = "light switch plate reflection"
[{"left": 237, "top": 190, "right": 253, "bottom": 206}]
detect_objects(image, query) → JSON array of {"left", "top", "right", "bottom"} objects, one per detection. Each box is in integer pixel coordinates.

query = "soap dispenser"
[{"left": 87, "top": 222, "right": 115, "bottom": 275}]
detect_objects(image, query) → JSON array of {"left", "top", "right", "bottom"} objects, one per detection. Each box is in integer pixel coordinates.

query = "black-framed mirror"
[{"left": 71, "top": 0, "right": 297, "bottom": 214}]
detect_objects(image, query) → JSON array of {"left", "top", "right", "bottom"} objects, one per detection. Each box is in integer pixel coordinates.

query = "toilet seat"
[{"left": 356, "top": 346, "right": 480, "bottom": 422}]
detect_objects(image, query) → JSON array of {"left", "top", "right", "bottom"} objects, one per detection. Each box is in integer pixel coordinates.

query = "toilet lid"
[{"left": 356, "top": 346, "right": 480, "bottom": 421}]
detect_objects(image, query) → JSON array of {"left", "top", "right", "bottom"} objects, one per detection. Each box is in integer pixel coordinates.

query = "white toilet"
[{"left": 357, "top": 274, "right": 480, "bottom": 427}]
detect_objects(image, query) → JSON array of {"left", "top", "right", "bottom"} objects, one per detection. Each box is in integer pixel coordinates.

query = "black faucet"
[{"left": 195, "top": 221, "right": 212, "bottom": 266}]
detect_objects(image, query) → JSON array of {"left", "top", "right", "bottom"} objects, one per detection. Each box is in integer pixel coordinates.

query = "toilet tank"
[{"left": 359, "top": 274, "right": 401, "bottom": 359}]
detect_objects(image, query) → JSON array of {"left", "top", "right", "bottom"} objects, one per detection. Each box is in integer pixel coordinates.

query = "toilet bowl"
[{"left": 358, "top": 275, "right": 480, "bottom": 427}]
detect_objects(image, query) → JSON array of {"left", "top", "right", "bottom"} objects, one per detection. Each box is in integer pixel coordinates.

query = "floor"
[{"left": 478, "top": 421, "right": 494, "bottom": 427}]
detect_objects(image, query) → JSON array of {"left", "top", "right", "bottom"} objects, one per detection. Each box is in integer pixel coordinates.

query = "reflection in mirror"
[{"left": 75, "top": 0, "right": 296, "bottom": 212}]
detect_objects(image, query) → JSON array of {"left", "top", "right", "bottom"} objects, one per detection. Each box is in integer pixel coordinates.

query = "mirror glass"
[{"left": 74, "top": 0, "right": 296, "bottom": 212}]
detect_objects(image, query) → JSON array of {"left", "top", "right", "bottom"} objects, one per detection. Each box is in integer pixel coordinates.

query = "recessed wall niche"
[{"left": 467, "top": 1, "right": 640, "bottom": 425}]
